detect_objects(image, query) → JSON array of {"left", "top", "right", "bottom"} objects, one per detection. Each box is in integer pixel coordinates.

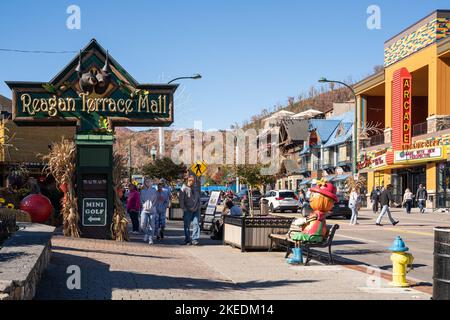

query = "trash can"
[
  {"left": 433, "top": 227, "right": 450, "bottom": 300},
  {"left": 260, "top": 199, "right": 269, "bottom": 216}
]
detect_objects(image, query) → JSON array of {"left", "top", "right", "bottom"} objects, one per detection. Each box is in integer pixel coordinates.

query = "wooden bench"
[{"left": 268, "top": 224, "right": 340, "bottom": 266}]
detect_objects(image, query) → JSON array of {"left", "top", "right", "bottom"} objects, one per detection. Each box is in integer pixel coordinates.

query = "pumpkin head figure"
[{"left": 309, "top": 180, "right": 338, "bottom": 213}]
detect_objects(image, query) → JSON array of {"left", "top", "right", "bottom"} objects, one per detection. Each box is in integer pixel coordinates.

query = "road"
[{"left": 315, "top": 207, "right": 450, "bottom": 285}]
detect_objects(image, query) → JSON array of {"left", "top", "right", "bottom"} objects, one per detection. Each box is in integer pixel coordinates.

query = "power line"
[{"left": 0, "top": 48, "right": 92, "bottom": 54}]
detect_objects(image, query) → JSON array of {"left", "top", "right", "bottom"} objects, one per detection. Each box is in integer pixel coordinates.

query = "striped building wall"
[{"left": 385, "top": 18, "right": 450, "bottom": 67}]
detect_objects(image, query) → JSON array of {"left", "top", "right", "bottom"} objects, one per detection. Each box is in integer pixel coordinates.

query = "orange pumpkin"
[{"left": 309, "top": 191, "right": 334, "bottom": 213}]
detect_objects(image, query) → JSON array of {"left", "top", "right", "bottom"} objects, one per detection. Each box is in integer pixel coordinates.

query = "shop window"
[
  {"left": 437, "top": 162, "right": 450, "bottom": 208},
  {"left": 374, "top": 172, "right": 384, "bottom": 188}
]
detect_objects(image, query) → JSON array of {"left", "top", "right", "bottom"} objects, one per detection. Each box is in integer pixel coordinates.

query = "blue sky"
[{"left": 0, "top": 0, "right": 448, "bottom": 130}]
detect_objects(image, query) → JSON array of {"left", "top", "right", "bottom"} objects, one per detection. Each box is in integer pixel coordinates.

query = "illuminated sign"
[
  {"left": 392, "top": 68, "right": 412, "bottom": 151},
  {"left": 402, "top": 78, "right": 412, "bottom": 147},
  {"left": 394, "top": 146, "right": 446, "bottom": 164}
]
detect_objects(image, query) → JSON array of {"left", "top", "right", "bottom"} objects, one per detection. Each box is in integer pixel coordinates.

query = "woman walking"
[
  {"left": 403, "top": 188, "right": 414, "bottom": 214},
  {"left": 126, "top": 183, "right": 141, "bottom": 234},
  {"left": 348, "top": 187, "right": 360, "bottom": 225}
]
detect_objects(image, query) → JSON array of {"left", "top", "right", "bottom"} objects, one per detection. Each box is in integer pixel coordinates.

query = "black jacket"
[
  {"left": 416, "top": 187, "right": 427, "bottom": 200},
  {"left": 380, "top": 189, "right": 393, "bottom": 206},
  {"left": 370, "top": 190, "right": 380, "bottom": 201}
]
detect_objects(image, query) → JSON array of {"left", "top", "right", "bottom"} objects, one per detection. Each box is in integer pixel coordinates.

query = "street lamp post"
[
  {"left": 156, "top": 74, "right": 202, "bottom": 159},
  {"left": 318, "top": 77, "right": 358, "bottom": 176}
]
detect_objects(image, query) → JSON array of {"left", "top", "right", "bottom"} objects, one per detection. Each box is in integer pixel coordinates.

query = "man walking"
[
  {"left": 140, "top": 178, "right": 158, "bottom": 245},
  {"left": 416, "top": 184, "right": 428, "bottom": 213},
  {"left": 376, "top": 184, "right": 399, "bottom": 226},
  {"left": 370, "top": 186, "right": 381, "bottom": 213},
  {"left": 155, "top": 182, "right": 169, "bottom": 240},
  {"left": 179, "top": 175, "right": 201, "bottom": 245}
]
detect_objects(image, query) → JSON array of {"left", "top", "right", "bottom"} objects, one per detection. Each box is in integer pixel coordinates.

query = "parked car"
[
  {"left": 328, "top": 193, "right": 352, "bottom": 219},
  {"left": 264, "top": 190, "right": 299, "bottom": 213},
  {"left": 234, "top": 189, "right": 262, "bottom": 209}
]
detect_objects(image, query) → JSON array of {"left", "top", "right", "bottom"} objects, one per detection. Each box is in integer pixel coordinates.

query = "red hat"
[{"left": 310, "top": 181, "right": 338, "bottom": 202}]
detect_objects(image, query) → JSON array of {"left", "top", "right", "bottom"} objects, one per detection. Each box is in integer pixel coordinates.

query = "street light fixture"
[
  {"left": 318, "top": 77, "right": 358, "bottom": 176},
  {"left": 167, "top": 74, "right": 202, "bottom": 84}
]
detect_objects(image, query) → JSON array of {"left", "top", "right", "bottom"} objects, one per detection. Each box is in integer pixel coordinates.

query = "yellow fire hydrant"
[{"left": 388, "top": 236, "right": 414, "bottom": 287}]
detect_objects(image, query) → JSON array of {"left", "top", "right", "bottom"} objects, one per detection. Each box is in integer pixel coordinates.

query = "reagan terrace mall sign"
[{"left": 6, "top": 39, "right": 177, "bottom": 132}]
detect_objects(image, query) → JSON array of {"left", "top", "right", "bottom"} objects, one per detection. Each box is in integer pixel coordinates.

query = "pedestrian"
[
  {"left": 370, "top": 186, "right": 381, "bottom": 213},
  {"left": 179, "top": 175, "right": 201, "bottom": 245},
  {"left": 376, "top": 184, "right": 399, "bottom": 226},
  {"left": 126, "top": 183, "right": 141, "bottom": 234},
  {"left": 402, "top": 188, "right": 414, "bottom": 214},
  {"left": 211, "top": 199, "right": 242, "bottom": 240},
  {"left": 415, "top": 184, "right": 428, "bottom": 213},
  {"left": 241, "top": 194, "right": 249, "bottom": 215},
  {"left": 140, "top": 178, "right": 158, "bottom": 245},
  {"left": 155, "top": 182, "right": 169, "bottom": 240},
  {"left": 348, "top": 187, "right": 360, "bottom": 225}
]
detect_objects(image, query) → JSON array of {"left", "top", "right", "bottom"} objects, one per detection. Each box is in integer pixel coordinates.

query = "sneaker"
[
  {"left": 393, "top": 221, "right": 400, "bottom": 226},
  {"left": 183, "top": 241, "right": 191, "bottom": 245},
  {"left": 191, "top": 240, "right": 199, "bottom": 246},
  {"left": 148, "top": 240, "right": 154, "bottom": 245},
  {"left": 376, "top": 223, "right": 383, "bottom": 227}
]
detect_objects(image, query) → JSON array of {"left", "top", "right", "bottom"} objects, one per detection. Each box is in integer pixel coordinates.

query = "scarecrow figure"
[{"left": 287, "top": 179, "right": 338, "bottom": 265}]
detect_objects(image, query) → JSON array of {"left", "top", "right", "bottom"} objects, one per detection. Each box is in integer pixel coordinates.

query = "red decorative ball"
[{"left": 19, "top": 194, "right": 54, "bottom": 224}]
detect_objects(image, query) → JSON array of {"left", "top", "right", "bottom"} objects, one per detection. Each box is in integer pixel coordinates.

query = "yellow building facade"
[{"left": 355, "top": 10, "right": 450, "bottom": 209}]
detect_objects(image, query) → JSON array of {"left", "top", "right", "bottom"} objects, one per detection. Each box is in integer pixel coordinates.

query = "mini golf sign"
[
  {"left": 82, "top": 198, "right": 107, "bottom": 226},
  {"left": 6, "top": 39, "right": 177, "bottom": 132}
]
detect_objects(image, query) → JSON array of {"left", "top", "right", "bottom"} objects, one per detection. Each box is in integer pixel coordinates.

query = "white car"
[{"left": 264, "top": 190, "right": 299, "bottom": 213}]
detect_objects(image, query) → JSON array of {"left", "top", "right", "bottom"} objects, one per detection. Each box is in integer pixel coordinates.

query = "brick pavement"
[{"left": 35, "top": 220, "right": 432, "bottom": 300}]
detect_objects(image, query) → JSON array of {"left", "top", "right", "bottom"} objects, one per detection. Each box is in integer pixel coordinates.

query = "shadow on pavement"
[
  {"left": 35, "top": 251, "right": 318, "bottom": 300},
  {"left": 51, "top": 246, "right": 173, "bottom": 260}
]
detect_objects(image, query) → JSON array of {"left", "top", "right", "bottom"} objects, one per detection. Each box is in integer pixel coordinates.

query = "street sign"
[
  {"left": 82, "top": 198, "right": 107, "bottom": 226},
  {"left": 191, "top": 160, "right": 207, "bottom": 177},
  {"left": 202, "top": 191, "right": 221, "bottom": 231}
]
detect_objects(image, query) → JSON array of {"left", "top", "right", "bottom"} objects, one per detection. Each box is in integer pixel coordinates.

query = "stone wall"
[{"left": 0, "top": 223, "right": 55, "bottom": 300}]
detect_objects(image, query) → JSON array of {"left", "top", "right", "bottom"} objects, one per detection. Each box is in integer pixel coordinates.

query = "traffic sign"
[
  {"left": 82, "top": 198, "right": 107, "bottom": 226},
  {"left": 191, "top": 160, "right": 207, "bottom": 177}
]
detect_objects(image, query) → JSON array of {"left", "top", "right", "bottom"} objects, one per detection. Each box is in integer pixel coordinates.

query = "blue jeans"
[
  {"left": 183, "top": 210, "right": 200, "bottom": 243},
  {"left": 418, "top": 200, "right": 426, "bottom": 213},
  {"left": 155, "top": 209, "right": 167, "bottom": 234},
  {"left": 376, "top": 205, "right": 395, "bottom": 225},
  {"left": 140, "top": 211, "right": 156, "bottom": 240},
  {"left": 405, "top": 199, "right": 413, "bottom": 214},
  {"left": 350, "top": 207, "right": 358, "bottom": 225}
]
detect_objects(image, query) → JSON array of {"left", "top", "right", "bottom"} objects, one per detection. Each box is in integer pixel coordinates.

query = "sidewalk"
[{"left": 35, "top": 219, "right": 431, "bottom": 300}]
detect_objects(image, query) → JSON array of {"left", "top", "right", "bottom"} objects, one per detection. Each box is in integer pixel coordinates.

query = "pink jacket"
[{"left": 126, "top": 190, "right": 141, "bottom": 212}]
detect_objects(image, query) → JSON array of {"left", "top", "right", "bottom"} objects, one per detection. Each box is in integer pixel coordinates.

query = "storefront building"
[{"left": 355, "top": 10, "right": 450, "bottom": 209}]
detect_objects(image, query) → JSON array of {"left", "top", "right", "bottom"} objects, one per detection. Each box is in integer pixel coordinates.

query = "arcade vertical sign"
[{"left": 392, "top": 68, "right": 412, "bottom": 150}]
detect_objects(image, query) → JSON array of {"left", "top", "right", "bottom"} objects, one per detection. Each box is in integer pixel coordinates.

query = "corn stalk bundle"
[
  {"left": 42, "top": 138, "right": 80, "bottom": 237},
  {"left": 345, "top": 175, "right": 367, "bottom": 195},
  {"left": 111, "top": 152, "right": 128, "bottom": 241}
]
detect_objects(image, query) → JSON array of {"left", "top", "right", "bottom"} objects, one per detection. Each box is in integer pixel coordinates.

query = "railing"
[
  {"left": 370, "top": 134, "right": 385, "bottom": 147},
  {"left": 412, "top": 122, "right": 427, "bottom": 137}
]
